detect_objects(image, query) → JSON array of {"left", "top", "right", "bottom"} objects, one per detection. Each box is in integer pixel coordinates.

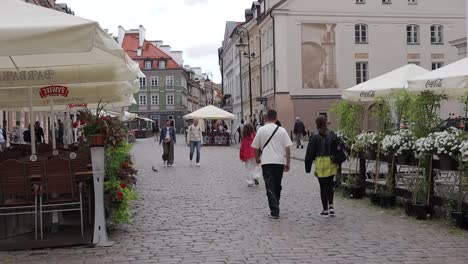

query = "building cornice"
[{"left": 272, "top": 10, "right": 464, "bottom": 20}]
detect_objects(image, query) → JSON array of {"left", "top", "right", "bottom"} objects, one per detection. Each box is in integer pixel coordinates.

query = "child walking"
[{"left": 239, "top": 123, "right": 261, "bottom": 187}]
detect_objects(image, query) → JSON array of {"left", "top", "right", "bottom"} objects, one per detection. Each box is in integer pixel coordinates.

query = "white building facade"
[
  {"left": 220, "top": 21, "right": 244, "bottom": 130},
  {"left": 224, "top": 0, "right": 465, "bottom": 133}
]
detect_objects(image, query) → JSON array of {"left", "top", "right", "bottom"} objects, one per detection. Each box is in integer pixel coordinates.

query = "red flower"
[
  {"left": 120, "top": 183, "right": 126, "bottom": 189},
  {"left": 117, "top": 192, "right": 124, "bottom": 201},
  {"left": 80, "top": 119, "right": 86, "bottom": 125},
  {"left": 122, "top": 162, "right": 129, "bottom": 168}
]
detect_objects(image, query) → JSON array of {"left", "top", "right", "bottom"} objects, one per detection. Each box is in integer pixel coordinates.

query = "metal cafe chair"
[
  {"left": 40, "top": 157, "right": 84, "bottom": 239},
  {"left": 0, "top": 159, "right": 39, "bottom": 240}
]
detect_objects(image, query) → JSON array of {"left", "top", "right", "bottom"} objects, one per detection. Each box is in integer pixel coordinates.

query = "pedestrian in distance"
[
  {"left": 188, "top": 119, "right": 203, "bottom": 166},
  {"left": 34, "top": 121, "right": 45, "bottom": 144},
  {"left": 159, "top": 119, "right": 176, "bottom": 167},
  {"left": 0, "top": 129, "right": 6, "bottom": 151},
  {"left": 237, "top": 119, "right": 245, "bottom": 143},
  {"left": 252, "top": 110, "right": 293, "bottom": 219},
  {"left": 305, "top": 115, "right": 340, "bottom": 217},
  {"left": 152, "top": 124, "right": 160, "bottom": 142},
  {"left": 293, "top": 116, "right": 306, "bottom": 149},
  {"left": 239, "top": 123, "right": 261, "bottom": 187}
]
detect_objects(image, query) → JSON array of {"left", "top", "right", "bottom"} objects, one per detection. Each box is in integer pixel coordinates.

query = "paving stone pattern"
[{"left": 1, "top": 136, "right": 468, "bottom": 264}]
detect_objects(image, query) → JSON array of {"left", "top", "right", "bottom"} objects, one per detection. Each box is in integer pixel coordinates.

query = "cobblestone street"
[{"left": 1, "top": 136, "right": 468, "bottom": 264}]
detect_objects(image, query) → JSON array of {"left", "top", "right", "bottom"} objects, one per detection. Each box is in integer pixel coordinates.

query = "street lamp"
[{"left": 235, "top": 26, "right": 255, "bottom": 122}]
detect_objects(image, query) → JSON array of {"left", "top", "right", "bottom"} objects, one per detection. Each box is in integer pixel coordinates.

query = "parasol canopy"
[
  {"left": 408, "top": 57, "right": 468, "bottom": 98},
  {"left": 183, "top": 105, "right": 237, "bottom": 120},
  {"left": 343, "top": 64, "right": 429, "bottom": 102}
]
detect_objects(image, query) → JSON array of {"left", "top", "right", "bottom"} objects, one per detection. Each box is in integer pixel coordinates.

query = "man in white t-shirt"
[{"left": 251, "top": 110, "right": 293, "bottom": 219}]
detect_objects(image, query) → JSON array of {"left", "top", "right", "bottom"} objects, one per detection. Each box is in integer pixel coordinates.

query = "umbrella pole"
[
  {"left": 29, "top": 87, "right": 36, "bottom": 155},
  {"left": 50, "top": 99, "right": 56, "bottom": 150}
]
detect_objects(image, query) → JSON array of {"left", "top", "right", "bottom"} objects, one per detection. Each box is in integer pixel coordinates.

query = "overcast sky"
[{"left": 64, "top": 0, "right": 253, "bottom": 83}]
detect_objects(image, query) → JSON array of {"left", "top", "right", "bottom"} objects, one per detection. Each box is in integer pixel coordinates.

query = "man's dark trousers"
[{"left": 262, "top": 164, "right": 285, "bottom": 216}]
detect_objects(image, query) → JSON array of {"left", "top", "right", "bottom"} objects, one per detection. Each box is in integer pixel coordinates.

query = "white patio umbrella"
[
  {"left": 183, "top": 105, "right": 237, "bottom": 120},
  {"left": 0, "top": 0, "right": 141, "bottom": 153},
  {"left": 408, "top": 57, "right": 468, "bottom": 98},
  {"left": 343, "top": 64, "right": 429, "bottom": 102}
]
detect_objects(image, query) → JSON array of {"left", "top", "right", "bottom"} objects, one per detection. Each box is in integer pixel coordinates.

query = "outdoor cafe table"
[{"left": 202, "top": 131, "right": 230, "bottom": 146}]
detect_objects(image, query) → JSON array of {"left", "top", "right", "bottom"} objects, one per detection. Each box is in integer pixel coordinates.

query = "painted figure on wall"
[{"left": 301, "top": 24, "right": 338, "bottom": 89}]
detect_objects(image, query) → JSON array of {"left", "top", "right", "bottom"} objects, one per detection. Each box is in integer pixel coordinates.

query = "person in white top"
[
  {"left": 251, "top": 110, "right": 293, "bottom": 219},
  {"left": 188, "top": 119, "right": 203, "bottom": 166},
  {"left": 0, "top": 129, "right": 5, "bottom": 151}
]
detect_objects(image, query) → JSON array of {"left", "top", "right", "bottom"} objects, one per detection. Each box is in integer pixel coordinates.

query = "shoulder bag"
[{"left": 259, "top": 125, "right": 280, "bottom": 156}]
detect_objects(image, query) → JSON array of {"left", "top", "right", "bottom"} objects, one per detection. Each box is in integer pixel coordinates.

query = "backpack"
[{"left": 331, "top": 134, "right": 348, "bottom": 165}]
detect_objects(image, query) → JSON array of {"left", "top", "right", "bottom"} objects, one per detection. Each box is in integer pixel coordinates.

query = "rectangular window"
[
  {"left": 407, "top": 25, "right": 420, "bottom": 44},
  {"left": 408, "top": 0, "right": 417, "bottom": 4},
  {"left": 150, "top": 76, "right": 159, "bottom": 86},
  {"left": 166, "top": 76, "right": 174, "bottom": 86},
  {"left": 167, "top": 94, "right": 174, "bottom": 105},
  {"left": 432, "top": 62, "right": 444, "bottom": 70},
  {"left": 139, "top": 94, "right": 147, "bottom": 106},
  {"left": 356, "top": 62, "right": 368, "bottom": 84},
  {"left": 382, "top": 0, "right": 391, "bottom": 4},
  {"left": 409, "top": 61, "right": 420, "bottom": 66},
  {"left": 430, "top": 25, "right": 444, "bottom": 44},
  {"left": 151, "top": 95, "right": 159, "bottom": 105},
  {"left": 356, "top": 0, "right": 365, "bottom": 3},
  {"left": 355, "top": 24, "right": 368, "bottom": 44},
  {"left": 158, "top": 60, "right": 166, "bottom": 69},
  {"left": 139, "top": 77, "right": 146, "bottom": 86},
  {"left": 144, "top": 61, "right": 152, "bottom": 69}
]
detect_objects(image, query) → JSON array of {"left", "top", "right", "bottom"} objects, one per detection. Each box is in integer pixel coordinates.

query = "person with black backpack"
[{"left": 305, "top": 115, "right": 346, "bottom": 217}]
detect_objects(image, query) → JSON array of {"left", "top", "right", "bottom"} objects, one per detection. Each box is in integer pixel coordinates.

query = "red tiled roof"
[{"left": 122, "top": 33, "right": 180, "bottom": 69}]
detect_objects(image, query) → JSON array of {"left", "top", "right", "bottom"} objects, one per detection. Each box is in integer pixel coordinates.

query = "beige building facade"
[{"left": 224, "top": 0, "right": 466, "bottom": 134}]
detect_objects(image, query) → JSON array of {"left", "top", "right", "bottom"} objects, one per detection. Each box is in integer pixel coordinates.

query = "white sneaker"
[{"left": 196, "top": 163, "right": 200, "bottom": 167}]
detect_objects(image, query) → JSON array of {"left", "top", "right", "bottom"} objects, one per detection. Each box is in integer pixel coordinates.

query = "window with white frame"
[
  {"left": 144, "top": 60, "right": 152, "bottom": 69},
  {"left": 139, "top": 77, "right": 146, "bottom": 86},
  {"left": 166, "top": 76, "right": 174, "bottom": 86},
  {"left": 150, "top": 76, "right": 159, "bottom": 86},
  {"left": 166, "top": 94, "right": 174, "bottom": 105},
  {"left": 356, "top": 0, "right": 365, "bottom": 4},
  {"left": 432, "top": 62, "right": 444, "bottom": 70},
  {"left": 356, "top": 62, "right": 368, "bottom": 84},
  {"left": 430, "top": 24, "right": 444, "bottom": 44},
  {"left": 139, "top": 94, "right": 147, "bottom": 105},
  {"left": 408, "top": 0, "right": 417, "bottom": 4},
  {"left": 151, "top": 95, "right": 159, "bottom": 105},
  {"left": 406, "top": 24, "right": 420, "bottom": 44},
  {"left": 158, "top": 60, "right": 166, "bottom": 69},
  {"left": 382, "top": 0, "right": 391, "bottom": 4},
  {"left": 355, "top": 24, "right": 368, "bottom": 43},
  {"left": 409, "top": 61, "right": 420, "bottom": 66}
]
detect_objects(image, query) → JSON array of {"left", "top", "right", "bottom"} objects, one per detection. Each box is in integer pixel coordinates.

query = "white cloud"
[{"left": 64, "top": 0, "right": 253, "bottom": 82}]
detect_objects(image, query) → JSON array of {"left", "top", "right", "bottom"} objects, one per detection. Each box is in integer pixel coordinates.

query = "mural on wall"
[{"left": 301, "top": 23, "right": 338, "bottom": 89}]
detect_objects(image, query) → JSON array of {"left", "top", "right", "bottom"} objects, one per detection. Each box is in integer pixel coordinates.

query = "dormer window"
[
  {"left": 144, "top": 60, "right": 152, "bottom": 69},
  {"left": 158, "top": 60, "right": 167, "bottom": 69}
]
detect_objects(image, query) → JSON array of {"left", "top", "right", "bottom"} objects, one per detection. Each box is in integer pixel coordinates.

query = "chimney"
[
  {"left": 138, "top": 25, "right": 146, "bottom": 47},
  {"left": 245, "top": 9, "right": 253, "bottom": 21},
  {"left": 160, "top": 45, "right": 172, "bottom": 55},
  {"left": 117, "top": 25, "right": 126, "bottom": 47},
  {"left": 171, "top": 51, "right": 184, "bottom": 66},
  {"left": 151, "top": 41, "right": 163, "bottom": 48}
]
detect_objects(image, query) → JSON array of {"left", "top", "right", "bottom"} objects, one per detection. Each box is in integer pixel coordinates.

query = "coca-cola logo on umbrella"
[
  {"left": 360, "top": 90, "right": 375, "bottom": 98},
  {"left": 39, "top": 85, "right": 69, "bottom": 98},
  {"left": 425, "top": 79, "right": 443, "bottom": 88}
]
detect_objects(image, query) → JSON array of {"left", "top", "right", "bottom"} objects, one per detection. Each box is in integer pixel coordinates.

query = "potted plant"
[
  {"left": 450, "top": 139, "right": 468, "bottom": 229},
  {"left": 432, "top": 127, "right": 463, "bottom": 170},
  {"left": 352, "top": 132, "right": 379, "bottom": 160},
  {"left": 80, "top": 103, "right": 110, "bottom": 147}
]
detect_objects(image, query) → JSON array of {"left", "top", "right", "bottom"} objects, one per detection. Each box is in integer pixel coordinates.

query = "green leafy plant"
[
  {"left": 104, "top": 179, "right": 137, "bottom": 224},
  {"left": 330, "top": 101, "right": 364, "bottom": 149},
  {"left": 409, "top": 91, "right": 448, "bottom": 138}
]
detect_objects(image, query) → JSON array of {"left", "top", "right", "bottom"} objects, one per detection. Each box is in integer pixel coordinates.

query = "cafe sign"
[
  {"left": 39, "top": 85, "right": 69, "bottom": 98},
  {"left": 1, "top": 70, "right": 55, "bottom": 81},
  {"left": 360, "top": 90, "right": 376, "bottom": 98},
  {"left": 425, "top": 79, "right": 443, "bottom": 89}
]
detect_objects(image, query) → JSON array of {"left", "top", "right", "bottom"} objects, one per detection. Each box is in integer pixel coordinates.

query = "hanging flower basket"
[
  {"left": 438, "top": 154, "right": 459, "bottom": 171},
  {"left": 89, "top": 134, "right": 107, "bottom": 147}
]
